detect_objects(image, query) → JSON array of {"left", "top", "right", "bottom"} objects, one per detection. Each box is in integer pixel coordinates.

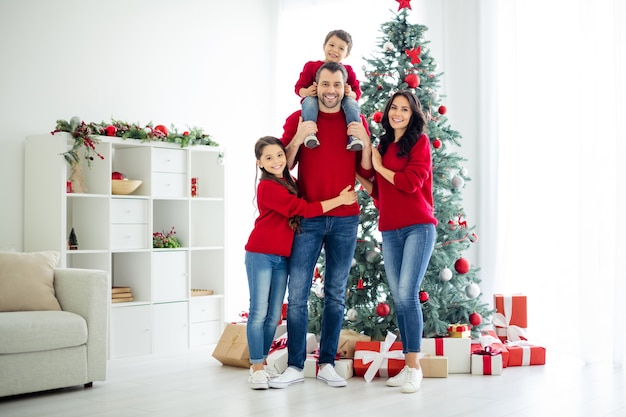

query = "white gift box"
[{"left": 421, "top": 337, "right": 471, "bottom": 374}]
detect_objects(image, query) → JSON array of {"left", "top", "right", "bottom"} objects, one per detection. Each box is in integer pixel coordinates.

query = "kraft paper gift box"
[
  {"left": 354, "top": 332, "right": 405, "bottom": 382},
  {"left": 421, "top": 337, "right": 471, "bottom": 373},
  {"left": 471, "top": 346, "right": 503, "bottom": 375},
  {"left": 505, "top": 341, "right": 546, "bottom": 366},
  {"left": 266, "top": 332, "right": 318, "bottom": 374},
  {"left": 337, "top": 329, "right": 371, "bottom": 358},
  {"left": 471, "top": 330, "right": 510, "bottom": 368},
  {"left": 212, "top": 323, "right": 250, "bottom": 368},
  {"left": 493, "top": 294, "right": 528, "bottom": 342},
  {"left": 419, "top": 354, "right": 448, "bottom": 378},
  {"left": 304, "top": 354, "right": 353, "bottom": 379}
]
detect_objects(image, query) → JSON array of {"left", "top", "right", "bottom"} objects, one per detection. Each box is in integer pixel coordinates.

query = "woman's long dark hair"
[
  {"left": 378, "top": 90, "right": 427, "bottom": 157},
  {"left": 253, "top": 136, "right": 302, "bottom": 231}
]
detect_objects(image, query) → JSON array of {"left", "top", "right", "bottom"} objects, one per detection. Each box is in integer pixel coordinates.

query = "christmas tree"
[{"left": 308, "top": 1, "right": 492, "bottom": 340}]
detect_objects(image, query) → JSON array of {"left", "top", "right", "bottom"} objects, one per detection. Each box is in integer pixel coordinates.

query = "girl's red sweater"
[{"left": 371, "top": 134, "right": 438, "bottom": 231}]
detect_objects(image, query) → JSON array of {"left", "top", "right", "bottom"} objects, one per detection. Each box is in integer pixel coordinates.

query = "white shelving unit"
[{"left": 24, "top": 133, "right": 225, "bottom": 359}]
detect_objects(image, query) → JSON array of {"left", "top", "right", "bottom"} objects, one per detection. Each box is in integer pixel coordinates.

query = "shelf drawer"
[
  {"left": 152, "top": 173, "right": 186, "bottom": 197},
  {"left": 190, "top": 321, "right": 221, "bottom": 346},
  {"left": 111, "top": 199, "right": 148, "bottom": 223},
  {"left": 111, "top": 224, "right": 149, "bottom": 249},
  {"left": 190, "top": 297, "right": 221, "bottom": 322},
  {"left": 152, "top": 148, "right": 187, "bottom": 173}
]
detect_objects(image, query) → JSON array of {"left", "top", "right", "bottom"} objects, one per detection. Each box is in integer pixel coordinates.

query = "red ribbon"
[
  {"left": 483, "top": 355, "right": 492, "bottom": 375},
  {"left": 268, "top": 338, "right": 287, "bottom": 355},
  {"left": 435, "top": 338, "right": 444, "bottom": 356},
  {"left": 475, "top": 346, "right": 501, "bottom": 375},
  {"left": 310, "top": 349, "right": 341, "bottom": 360}
]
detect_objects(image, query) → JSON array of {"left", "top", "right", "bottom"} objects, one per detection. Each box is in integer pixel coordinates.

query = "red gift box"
[
  {"left": 472, "top": 330, "right": 510, "bottom": 368},
  {"left": 354, "top": 333, "right": 405, "bottom": 382},
  {"left": 493, "top": 294, "right": 528, "bottom": 342},
  {"left": 505, "top": 341, "right": 546, "bottom": 366}
]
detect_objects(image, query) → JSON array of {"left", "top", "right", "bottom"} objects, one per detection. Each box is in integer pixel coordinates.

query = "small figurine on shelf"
[{"left": 68, "top": 228, "right": 78, "bottom": 250}]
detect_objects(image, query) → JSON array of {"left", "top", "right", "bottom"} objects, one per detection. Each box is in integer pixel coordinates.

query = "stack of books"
[{"left": 111, "top": 286, "right": 134, "bottom": 303}]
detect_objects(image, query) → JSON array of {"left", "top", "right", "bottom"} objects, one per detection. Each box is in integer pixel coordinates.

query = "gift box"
[
  {"left": 471, "top": 346, "right": 503, "bottom": 375},
  {"left": 304, "top": 354, "right": 353, "bottom": 379},
  {"left": 266, "top": 332, "right": 318, "bottom": 374},
  {"left": 471, "top": 330, "right": 510, "bottom": 368},
  {"left": 354, "top": 332, "right": 405, "bottom": 382},
  {"left": 421, "top": 337, "right": 471, "bottom": 373},
  {"left": 493, "top": 294, "right": 528, "bottom": 342},
  {"left": 212, "top": 323, "right": 250, "bottom": 368},
  {"left": 419, "top": 354, "right": 448, "bottom": 378},
  {"left": 448, "top": 323, "right": 471, "bottom": 338},
  {"left": 337, "top": 329, "right": 371, "bottom": 358},
  {"left": 505, "top": 341, "right": 546, "bottom": 366}
]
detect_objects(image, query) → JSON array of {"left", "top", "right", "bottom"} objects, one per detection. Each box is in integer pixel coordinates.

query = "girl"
[
  {"left": 358, "top": 91, "right": 437, "bottom": 393},
  {"left": 244, "top": 136, "right": 356, "bottom": 390}
]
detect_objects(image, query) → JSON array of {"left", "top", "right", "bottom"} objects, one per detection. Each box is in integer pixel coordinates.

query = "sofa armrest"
[{"left": 54, "top": 268, "right": 110, "bottom": 381}]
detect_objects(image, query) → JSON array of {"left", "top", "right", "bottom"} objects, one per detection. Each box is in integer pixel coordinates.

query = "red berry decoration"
[
  {"left": 454, "top": 257, "right": 470, "bottom": 274},
  {"left": 104, "top": 125, "right": 117, "bottom": 136},
  {"left": 404, "top": 73, "right": 420, "bottom": 88},
  {"left": 154, "top": 124, "right": 169, "bottom": 136},
  {"left": 377, "top": 85, "right": 383, "bottom": 90},
  {"left": 438, "top": 105, "right": 447, "bottom": 115},
  {"left": 419, "top": 290, "right": 429, "bottom": 303},
  {"left": 432, "top": 138, "right": 442, "bottom": 149},
  {"left": 373, "top": 111, "right": 384, "bottom": 123},
  {"left": 376, "top": 302, "right": 390, "bottom": 317},
  {"left": 469, "top": 312, "right": 482, "bottom": 326}
]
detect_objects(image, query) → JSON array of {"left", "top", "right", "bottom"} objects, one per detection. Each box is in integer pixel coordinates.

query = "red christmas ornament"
[
  {"left": 356, "top": 278, "right": 364, "bottom": 290},
  {"left": 454, "top": 257, "right": 471, "bottom": 274},
  {"left": 183, "top": 131, "right": 189, "bottom": 136},
  {"left": 376, "top": 302, "right": 390, "bottom": 317},
  {"left": 469, "top": 232, "right": 479, "bottom": 243},
  {"left": 373, "top": 111, "right": 384, "bottom": 123},
  {"left": 154, "top": 124, "right": 169, "bottom": 136},
  {"left": 377, "top": 85, "right": 383, "bottom": 90},
  {"left": 404, "top": 73, "right": 420, "bottom": 88},
  {"left": 396, "top": 0, "right": 412, "bottom": 11},
  {"left": 469, "top": 312, "right": 482, "bottom": 326},
  {"left": 438, "top": 105, "right": 447, "bottom": 115},
  {"left": 419, "top": 290, "right": 429, "bottom": 303},
  {"left": 432, "top": 138, "right": 442, "bottom": 149},
  {"left": 104, "top": 125, "right": 117, "bottom": 136},
  {"left": 448, "top": 219, "right": 457, "bottom": 230}
]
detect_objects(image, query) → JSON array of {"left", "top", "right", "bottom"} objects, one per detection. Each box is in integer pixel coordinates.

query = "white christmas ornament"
[
  {"left": 429, "top": 89, "right": 439, "bottom": 101},
  {"left": 351, "top": 258, "right": 357, "bottom": 268},
  {"left": 460, "top": 166, "right": 468, "bottom": 176},
  {"left": 315, "top": 282, "right": 325, "bottom": 298},
  {"left": 347, "top": 308, "right": 358, "bottom": 321},
  {"left": 383, "top": 41, "right": 394, "bottom": 51},
  {"left": 439, "top": 267, "right": 453, "bottom": 282},
  {"left": 465, "top": 282, "right": 481, "bottom": 298},
  {"left": 452, "top": 175, "right": 465, "bottom": 189}
]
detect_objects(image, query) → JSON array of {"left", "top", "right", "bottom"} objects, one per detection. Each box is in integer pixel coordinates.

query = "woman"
[{"left": 358, "top": 91, "right": 437, "bottom": 393}]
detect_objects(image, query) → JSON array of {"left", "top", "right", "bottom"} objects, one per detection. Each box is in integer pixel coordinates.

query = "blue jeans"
[
  {"left": 286, "top": 215, "right": 359, "bottom": 369},
  {"left": 302, "top": 96, "right": 361, "bottom": 133},
  {"left": 381, "top": 223, "right": 436, "bottom": 353},
  {"left": 245, "top": 251, "right": 288, "bottom": 364}
]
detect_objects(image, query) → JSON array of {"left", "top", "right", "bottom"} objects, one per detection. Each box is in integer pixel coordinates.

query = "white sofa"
[{"left": 0, "top": 267, "right": 109, "bottom": 397}]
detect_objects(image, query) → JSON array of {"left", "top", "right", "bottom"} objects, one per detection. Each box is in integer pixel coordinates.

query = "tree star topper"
[
  {"left": 406, "top": 46, "right": 421, "bottom": 65},
  {"left": 397, "top": 0, "right": 412, "bottom": 10}
]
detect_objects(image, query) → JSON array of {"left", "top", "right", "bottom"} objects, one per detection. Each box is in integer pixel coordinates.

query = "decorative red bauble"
[
  {"left": 377, "top": 85, "right": 383, "bottom": 90},
  {"left": 454, "top": 257, "right": 471, "bottom": 274},
  {"left": 438, "top": 105, "right": 447, "bottom": 115},
  {"left": 419, "top": 290, "right": 429, "bottom": 303},
  {"left": 404, "top": 73, "right": 420, "bottom": 88},
  {"left": 469, "top": 232, "right": 479, "bottom": 243},
  {"left": 104, "top": 125, "right": 117, "bottom": 136},
  {"left": 469, "top": 312, "right": 482, "bottom": 326},
  {"left": 448, "top": 220, "right": 457, "bottom": 230},
  {"left": 432, "top": 138, "right": 442, "bottom": 149},
  {"left": 373, "top": 111, "right": 384, "bottom": 123},
  {"left": 356, "top": 278, "right": 364, "bottom": 290},
  {"left": 376, "top": 302, "right": 390, "bottom": 317},
  {"left": 183, "top": 131, "right": 189, "bottom": 136},
  {"left": 154, "top": 124, "right": 169, "bottom": 136}
]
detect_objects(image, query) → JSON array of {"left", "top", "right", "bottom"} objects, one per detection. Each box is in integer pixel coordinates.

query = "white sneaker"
[
  {"left": 400, "top": 367, "right": 423, "bottom": 393},
  {"left": 386, "top": 365, "right": 410, "bottom": 387},
  {"left": 268, "top": 367, "right": 304, "bottom": 389},
  {"left": 317, "top": 364, "right": 347, "bottom": 387},
  {"left": 304, "top": 135, "right": 320, "bottom": 149},
  {"left": 346, "top": 136, "right": 363, "bottom": 151},
  {"left": 248, "top": 369, "right": 270, "bottom": 390}
]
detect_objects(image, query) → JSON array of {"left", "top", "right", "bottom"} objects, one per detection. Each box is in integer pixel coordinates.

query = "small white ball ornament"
[
  {"left": 315, "top": 282, "right": 325, "bottom": 298},
  {"left": 452, "top": 175, "right": 465, "bottom": 189},
  {"left": 347, "top": 308, "right": 358, "bottom": 321},
  {"left": 383, "top": 41, "right": 394, "bottom": 52},
  {"left": 351, "top": 258, "right": 357, "bottom": 268},
  {"left": 465, "top": 282, "right": 481, "bottom": 298},
  {"left": 439, "top": 267, "right": 453, "bottom": 282},
  {"left": 460, "top": 166, "right": 468, "bottom": 176}
]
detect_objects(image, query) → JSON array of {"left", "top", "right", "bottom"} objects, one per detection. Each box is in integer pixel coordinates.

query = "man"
[{"left": 269, "top": 62, "right": 373, "bottom": 388}]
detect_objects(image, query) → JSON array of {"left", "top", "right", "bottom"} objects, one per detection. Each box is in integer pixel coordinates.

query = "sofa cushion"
[
  {"left": 0, "top": 251, "right": 61, "bottom": 312},
  {"left": 0, "top": 311, "right": 88, "bottom": 354}
]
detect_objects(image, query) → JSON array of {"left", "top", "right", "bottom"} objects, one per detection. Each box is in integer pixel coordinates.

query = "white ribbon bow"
[
  {"left": 354, "top": 332, "right": 405, "bottom": 383},
  {"left": 492, "top": 295, "right": 527, "bottom": 342},
  {"left": 505, "top": 340, "right": 534, "bottom": 366}
]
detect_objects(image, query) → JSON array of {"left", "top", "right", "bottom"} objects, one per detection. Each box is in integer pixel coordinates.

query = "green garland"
[{"left": 52, "top": 118, "right": 219, "bottom": 167}]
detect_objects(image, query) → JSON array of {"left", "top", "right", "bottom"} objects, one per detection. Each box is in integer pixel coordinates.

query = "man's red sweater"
[
  {"left": 371, "top": 135, "right": 438, "bottom": 231},
  {"left": 245, "top": 179, "right": 325, "bottom": 257},
  {"left": 281, "top": 110, "right": 373, "bottom": 217}
]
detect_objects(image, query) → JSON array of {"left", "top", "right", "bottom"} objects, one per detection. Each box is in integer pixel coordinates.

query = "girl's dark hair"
[
  {"left": 254, "top": 136, "right": 302, "bottom": 231},
  {"left": 378, "top": 90, "right": 427, "bottom": 157}
]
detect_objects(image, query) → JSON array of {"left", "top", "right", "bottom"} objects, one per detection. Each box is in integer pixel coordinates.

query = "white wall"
[{"left": 0, "top": 0, "right": 482, "bottom": 320}]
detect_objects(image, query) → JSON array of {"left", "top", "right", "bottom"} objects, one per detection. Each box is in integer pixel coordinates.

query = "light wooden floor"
[{"left": 1, "top": 347, "right": 624, "bottom": 417}]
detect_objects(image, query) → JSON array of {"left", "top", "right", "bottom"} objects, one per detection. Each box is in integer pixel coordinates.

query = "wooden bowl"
[{"left": 112, "top": 179, "right": 142, "bottom": 195}]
